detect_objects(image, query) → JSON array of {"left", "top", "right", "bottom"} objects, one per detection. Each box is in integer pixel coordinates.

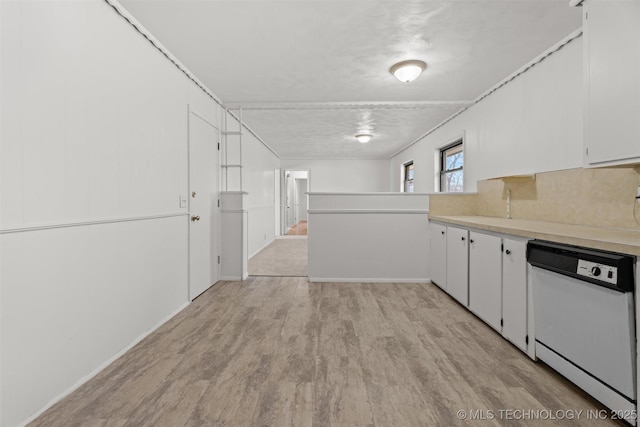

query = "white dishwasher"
[{"left": 528, "top": 240, "right": 636, "bottom": 422}]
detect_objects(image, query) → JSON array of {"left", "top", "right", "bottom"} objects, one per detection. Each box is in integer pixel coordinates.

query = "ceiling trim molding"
[
  {"left": 390, "top": 27, "right": 584, "bottom": 159},
  {"left": 105, "top": 0, "right": 223, "bottom": 106},
  {"left": 105, "top": 0, "right": 281, "bottom": 159},
  {"left": 224, "top": 101, "right": 473, "bottom": 111},
  {"left": 280, "top": 157, "right": 390, "bottom": 161}
]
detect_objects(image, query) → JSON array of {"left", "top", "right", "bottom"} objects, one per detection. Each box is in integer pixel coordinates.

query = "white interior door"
[
  {"left": 296, "top": 178, "right": 308, "bottom": 222},
  {"left": 280, "top": 170, "right": 310, "bottom": 235},
  {"left": 189, "top": 109, "right": 219, "bottom": 300},
  {"left": 292, "top": 178, "right": 299, "bottom": 225},
  {"left": 287, "top": 174, "right": 295, "bottom": 227},
  {"left": 274, "top": 168, "right": 281, "bottom": 235}
]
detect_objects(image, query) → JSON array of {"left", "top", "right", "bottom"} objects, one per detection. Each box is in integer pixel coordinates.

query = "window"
[
  {"left": 440, "top": 140, "right": 464, "bottom": 192},
  {"left": 403, "top": 161, "right": 414, "bottom": 192}
]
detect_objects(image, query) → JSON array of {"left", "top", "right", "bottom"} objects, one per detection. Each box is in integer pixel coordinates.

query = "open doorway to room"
[
  {"left": 247, "top": 169, "right": 310, "bottom": 278},
  {"left": 281, "top": 170, "right": 309, "bottom": 236}
]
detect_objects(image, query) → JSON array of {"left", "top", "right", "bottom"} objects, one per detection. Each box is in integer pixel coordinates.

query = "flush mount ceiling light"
[
  {"left": 390, "top": 59, "right": 427, "bottom": 83},
  {"left": 355, "top": 133, "right": 373, "bottom": 144}
]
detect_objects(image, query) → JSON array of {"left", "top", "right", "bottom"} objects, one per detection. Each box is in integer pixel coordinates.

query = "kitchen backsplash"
[{"left": 430, "top": 166, "right": 640, "bottom": 230}]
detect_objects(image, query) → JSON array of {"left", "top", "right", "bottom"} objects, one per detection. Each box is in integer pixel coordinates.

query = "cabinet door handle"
[
  {"left": 441, "top": 231, "right": 445, "bottom": 235},
  {"left": 469, "top": 239, "right": 474, "bottom": 243},
  {"left": 505, "top": 249, "right": 511, "bottom": 255},
  {"left": 461, "top": 236, "right": 465, "bottom": 241}
]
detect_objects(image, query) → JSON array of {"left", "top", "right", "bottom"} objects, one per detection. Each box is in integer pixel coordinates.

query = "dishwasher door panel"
[{"left": 532, "top": 266, "right": 636, "bottom": 400}]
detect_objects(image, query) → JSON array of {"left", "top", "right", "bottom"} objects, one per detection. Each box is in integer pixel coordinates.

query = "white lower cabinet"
[
  {"left": 501, "top": 237, "right": 528, "bottom": 352},
  {"left": 469, "top": 231, "right": 502, "bottom": 331},
  {"left": 446, "top": 226, "right": 469, "bottom": 306},
  {"left": 429, "top": 222, "right": 447, "bottom": 290},
  {"left": 429, "top": 222, "right": 530, "bottom": 354}
]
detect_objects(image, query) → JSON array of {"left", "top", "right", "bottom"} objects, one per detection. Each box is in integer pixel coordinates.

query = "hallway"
[{"left": 29, "top": 278, "right": 619, "bottom": 426}]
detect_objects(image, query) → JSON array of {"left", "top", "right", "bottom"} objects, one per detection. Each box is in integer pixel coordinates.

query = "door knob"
[{"left": 191, "top": 215, "right": 200, "bottom": 221}]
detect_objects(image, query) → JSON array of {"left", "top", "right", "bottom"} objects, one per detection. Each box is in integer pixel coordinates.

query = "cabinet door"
[
  {"left": 469, "top": 231, "right": 502, "bottom": 331},
  {"left": 585, "top": 0, "right": 640, "bottom": 165},
  {"left": 502, "top": 238, "right": 528, "bottom": 352},
  {"left": 429, "top": 222, "right": 447, "bottom": 290},
  {"left": 446, "top": 226, "right": 469, "bottom": 306}
]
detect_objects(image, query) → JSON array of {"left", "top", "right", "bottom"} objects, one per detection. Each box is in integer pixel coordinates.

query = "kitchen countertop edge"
[{"left": 428, "top": 215, "right": 640, "bottom": 257}]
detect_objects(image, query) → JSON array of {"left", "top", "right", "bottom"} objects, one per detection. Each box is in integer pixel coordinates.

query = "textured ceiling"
[{"left": 118, "top": 0, "right": 581, "bottom": 159}]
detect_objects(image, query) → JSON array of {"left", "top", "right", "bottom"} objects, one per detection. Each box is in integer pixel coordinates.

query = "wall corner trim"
[{"left": 104, "top": 0, "right": 223, "bottom": 107}]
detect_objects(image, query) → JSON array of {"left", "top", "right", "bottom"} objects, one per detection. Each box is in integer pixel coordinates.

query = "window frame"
[
  {"left": 438, "top": 138, "right": 464, "bottom": 193},
  {"left": 402, "top": 161, "right": 414, "bottom": 193}
]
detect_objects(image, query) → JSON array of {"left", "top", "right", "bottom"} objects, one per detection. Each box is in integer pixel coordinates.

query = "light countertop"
[{"left": 428, "top": 215, "right": 640, "bottom": 257}]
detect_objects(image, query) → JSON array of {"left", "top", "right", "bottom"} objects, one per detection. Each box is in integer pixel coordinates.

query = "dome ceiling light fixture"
[
  {"left": 389, "top": 59, "right": 427, "bottom": 83},
  {"left": 355, "top": 133, "right": 373, "bottom": 144}
]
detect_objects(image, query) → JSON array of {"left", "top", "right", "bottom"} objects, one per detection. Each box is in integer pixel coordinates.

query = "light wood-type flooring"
[
  {"left": 286, "top": 220, "right": 308, "bottom": 236},
  {"left": 30, "top": 278, "right": 622, "bottom": 426}
]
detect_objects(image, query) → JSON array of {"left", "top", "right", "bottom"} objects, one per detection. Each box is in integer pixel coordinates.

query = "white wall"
[
  {"left": 281, "top": 159, "right": 391, "bottom": 193},
  {"left": 242, "top": 128, "right": 280, "bottom": 258},
  {"left": 307, "top": 193, "right": 430, "bottom": 282},
  {"left": 0, "top": 1, "right": 219, "bottom": 425},
  {"left": 286, "top": 170, "right": 308, "bottom": 180},
  {"left": 390, "top": 36, "right": 583, "bottom": 192}
]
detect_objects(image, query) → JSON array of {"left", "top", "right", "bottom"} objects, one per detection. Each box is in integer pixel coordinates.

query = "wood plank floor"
[
  {"left": 30, "top": 277, "right": 623, "bottom": 426},
  {"left": 286, "top": 220, "right": 308, "bottom": 236}
]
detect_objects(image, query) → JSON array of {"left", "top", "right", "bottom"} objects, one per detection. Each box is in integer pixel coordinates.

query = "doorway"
[
  {"left": 248, "top": 169, "right": 309, "bottom": 277},
  {"left": 281, "top": 170, "right": 309, "bottom": 236}
]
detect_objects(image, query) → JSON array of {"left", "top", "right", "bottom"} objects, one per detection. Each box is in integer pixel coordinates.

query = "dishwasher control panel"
[
  {"left": 577, "top": 259, "right": 617, "bottom": 285},
  {"left": 528, "top": 240, "right": 635, "bottom": 293}
]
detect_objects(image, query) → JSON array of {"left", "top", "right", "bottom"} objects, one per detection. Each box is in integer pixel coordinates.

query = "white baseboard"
[
  {"left": 308, "top": 277, "right": 431, "bottom": 283},
  {"left": 221, "top": 275, "right": 243, "bottom": 281},
  {"left": 18, "top": 302, "right": 190, "bottom": 427}
]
